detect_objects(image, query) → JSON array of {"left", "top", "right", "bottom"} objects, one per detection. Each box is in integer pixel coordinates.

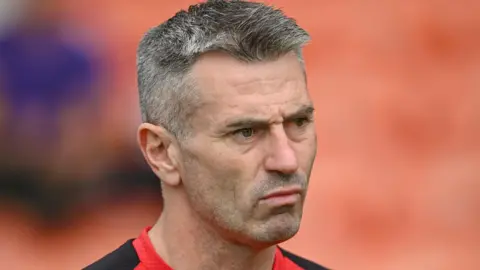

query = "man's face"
[{"left": 178, "top": 51, "right": 317, "bottom": 246}]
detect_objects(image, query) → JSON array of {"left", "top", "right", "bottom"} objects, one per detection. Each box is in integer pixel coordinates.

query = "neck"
[{"left": 148, "top": 193, "right": 277, "bottom": 270}]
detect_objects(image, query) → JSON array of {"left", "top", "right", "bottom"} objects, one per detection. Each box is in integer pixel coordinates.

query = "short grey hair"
[{"left": 137, "top": 0, "right": 311, "bottom": 139}]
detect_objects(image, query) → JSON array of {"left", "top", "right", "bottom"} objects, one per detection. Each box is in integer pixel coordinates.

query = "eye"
[
  {"left": 230, "top": 127, "right": 261, "bottom": 144},
  {"left": 233, "top": 128, "right": 255, "bottom": 138},
  {"left": 285, "top": 117, "right": 313, "bottom": 140},
  {"left": 293, "top": 117, "right": 311, "bottom": 127}
]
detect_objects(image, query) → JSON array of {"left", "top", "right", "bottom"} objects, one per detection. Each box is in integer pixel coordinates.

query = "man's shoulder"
[
  {"left": 83, "top": 239, "right": 140, "bottom": 270},
  {"left": 280, "top": 248, "right": 330, "bottom": 270}
]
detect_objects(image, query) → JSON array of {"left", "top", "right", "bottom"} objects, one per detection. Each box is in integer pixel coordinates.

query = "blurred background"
[{"left": 0, "top": 0, "right": 479, "bottom": 269}]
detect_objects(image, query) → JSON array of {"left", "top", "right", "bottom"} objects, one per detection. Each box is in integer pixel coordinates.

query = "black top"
[{"left": 84, "top": 239, "right": 329, "bottom": 270}]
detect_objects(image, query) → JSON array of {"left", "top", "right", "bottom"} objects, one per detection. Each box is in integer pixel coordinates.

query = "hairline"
[{"left": 172, "top": 48, "right": 308, "bottom": 139}]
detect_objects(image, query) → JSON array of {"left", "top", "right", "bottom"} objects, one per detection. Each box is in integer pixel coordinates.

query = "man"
[{"left": 85, "top": 0, "right": 327, "bottom": 269}]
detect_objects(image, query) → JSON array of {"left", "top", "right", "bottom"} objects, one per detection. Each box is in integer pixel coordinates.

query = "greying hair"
[{"left": 137, "top": 0, "right": 311, "bottom": 139}]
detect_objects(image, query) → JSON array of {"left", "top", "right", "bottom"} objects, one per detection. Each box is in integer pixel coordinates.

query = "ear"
[{"left": 137, "top": 123, "right": 181, "bottom": 186}]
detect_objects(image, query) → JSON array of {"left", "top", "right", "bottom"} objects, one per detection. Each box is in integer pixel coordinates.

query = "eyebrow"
[
  {"left": 284, "top": 104, "right": 315, "bottom": 122},
  {"left": 224, "top": 104, "right": 315, "bottom": 130}
]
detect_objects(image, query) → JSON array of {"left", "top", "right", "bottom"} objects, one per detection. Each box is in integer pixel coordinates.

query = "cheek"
[
  {"left": 182, "top": 140, "right": 263, "bottom": 211},
  {"left": 293, "top": 135, "right": 317, "bottom": 174},
  {"left": 183, "top": 150, "right": 245, "bottom": 205}
]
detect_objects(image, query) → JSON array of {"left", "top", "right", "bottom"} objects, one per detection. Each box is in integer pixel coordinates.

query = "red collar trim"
[
  {"left": 132, "top": 226, "right": 172, "bottom": 270},
  {"left": 133, "top": 226, "right": 301, "bottom": 270}
]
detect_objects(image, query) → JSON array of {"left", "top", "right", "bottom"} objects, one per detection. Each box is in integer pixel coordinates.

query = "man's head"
[{"left": 137, "top": 0, "right": 316, "bottom": 248}]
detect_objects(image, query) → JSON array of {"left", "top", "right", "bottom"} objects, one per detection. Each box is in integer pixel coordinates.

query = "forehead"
[{"left": 189, "top": 52, "right": 310, "bottom": 126}]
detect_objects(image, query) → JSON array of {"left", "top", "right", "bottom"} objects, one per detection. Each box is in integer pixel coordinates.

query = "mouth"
[{"left": 259, "top": 186, "right": 303, "bottom": 206}]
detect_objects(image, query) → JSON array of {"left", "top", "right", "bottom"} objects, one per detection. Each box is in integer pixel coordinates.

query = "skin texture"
[{"left": 138, "top": 51, "right": 317, "bottom": 270}]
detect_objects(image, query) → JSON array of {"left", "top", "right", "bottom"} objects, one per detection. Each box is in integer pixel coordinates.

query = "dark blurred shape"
[
  {"left": 0, "top": 0, "right": 96, "bottom": 163},
  {"left": 0, "top": 0, "right": 160, "bottom": 227},
  {"left": 0, "top": 0, "right": 101, "bottom": 226}
]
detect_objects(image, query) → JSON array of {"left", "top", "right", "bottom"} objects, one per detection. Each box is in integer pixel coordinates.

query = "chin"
[{"left": 249, "top": 214, "right": 302, "bottom": 245}]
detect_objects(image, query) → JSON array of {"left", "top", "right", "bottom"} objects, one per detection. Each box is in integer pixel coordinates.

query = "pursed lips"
[{"left": 260, "top": 186, "right": 303, "bottom": 200}]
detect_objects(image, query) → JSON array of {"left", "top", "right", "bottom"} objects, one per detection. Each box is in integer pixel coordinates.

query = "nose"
[{"left": 264, "top": 125, "right": 299, "bottom": 175}]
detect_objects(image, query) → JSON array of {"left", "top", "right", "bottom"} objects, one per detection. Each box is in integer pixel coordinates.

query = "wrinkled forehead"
[{"left": 189, "top": 51, "right": 310, "bottom": 123}]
